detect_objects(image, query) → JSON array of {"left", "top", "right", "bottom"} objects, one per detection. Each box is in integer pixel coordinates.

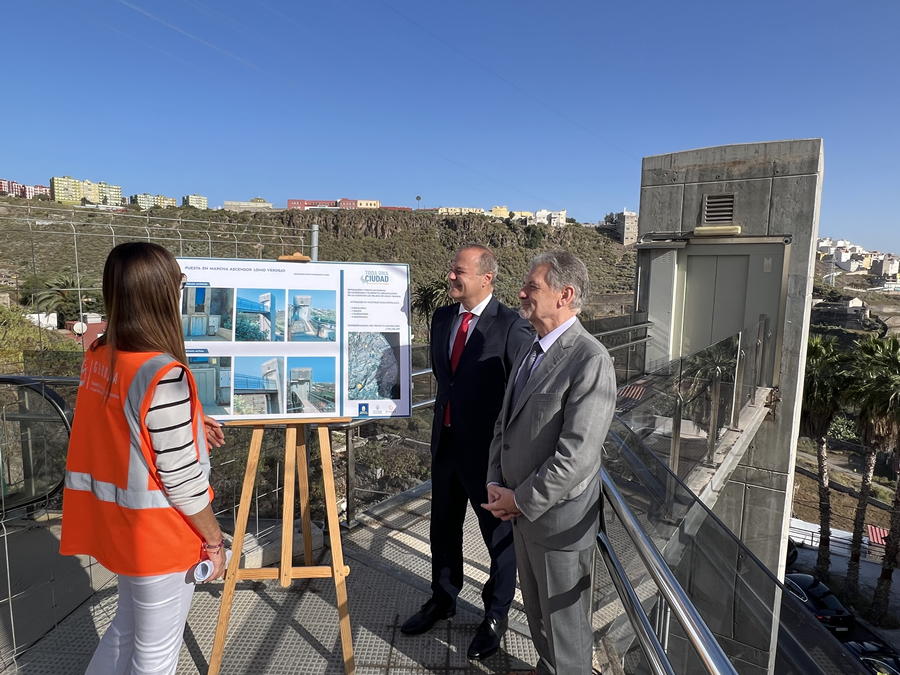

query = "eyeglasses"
[{"left": 180, "top": 274, "right": 187, "bottom": 291}]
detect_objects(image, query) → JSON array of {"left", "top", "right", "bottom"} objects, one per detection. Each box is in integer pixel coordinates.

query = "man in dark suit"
[
  {"left": 401, "top": 244, "right": 532, "bottom": 660},
  {"left": 484, "top": 251, "right": 616, "bottom": 675}
]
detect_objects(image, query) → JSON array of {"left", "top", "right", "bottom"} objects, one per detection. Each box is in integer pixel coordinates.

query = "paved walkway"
[{"left": 4, "top": 494, "right": 613, "bottom": 674}]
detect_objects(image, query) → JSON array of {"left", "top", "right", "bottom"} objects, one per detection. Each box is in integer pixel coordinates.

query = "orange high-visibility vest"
[{"left": 60, "top": 346, "right": 212, "bottom": 576}]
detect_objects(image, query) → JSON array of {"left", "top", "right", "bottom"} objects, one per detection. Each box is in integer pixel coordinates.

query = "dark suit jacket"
[{"left": 430, "top": 297, "right": 532, "bottom": 458}]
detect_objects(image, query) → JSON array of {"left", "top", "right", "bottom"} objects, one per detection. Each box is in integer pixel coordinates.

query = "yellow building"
[
  {"left": 357, "top": 199, "right": 381, "bottom": 209},
  {"left": 490, "top": 206, "right": 509, "bottom": 218},
  {"left": 509, "top": 210, "right": 533, "bottom": 220},
  {"left": 182, "top": 194, "right": 208, "bottom": 209},
  {"left": 50, "top": 176, "right": 83, "bottom": 204},
  {"left": 81, "top": 180, "right": 100, "bottom": 204},
  {"left": 50, "top": 176, "right": 123, "bottom": 205},
  {"left": 154, "top": 195, "right": 177, "bottom": 208}
]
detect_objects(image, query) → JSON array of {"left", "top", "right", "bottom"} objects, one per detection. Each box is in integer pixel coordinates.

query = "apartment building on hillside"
[
  {"left": 182, "top": 194, "right": 208, "bottom": 209},
  {"left": 615, "top": 209, "right": 639, "bottom": 246},
  {"left": 51, "top": 176, "right": 123, "bottom": 205}
]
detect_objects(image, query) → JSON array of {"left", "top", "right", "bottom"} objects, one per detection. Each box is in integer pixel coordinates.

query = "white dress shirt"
[
  {"left": 447, "top": 293, "right": 493, "bottom": 356},
  {"left": 513, "top": 314, "right": 579, "bottom": 383}
]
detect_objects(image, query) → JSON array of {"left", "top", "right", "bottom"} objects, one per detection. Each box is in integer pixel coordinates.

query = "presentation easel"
[{"left": 207, "top": 417, "right": 355, "bottom": 675}]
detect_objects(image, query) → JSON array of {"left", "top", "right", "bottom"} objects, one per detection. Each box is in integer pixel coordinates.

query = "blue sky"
[{"left": 2, "top": 1, "right": 899, "bottom": 251}]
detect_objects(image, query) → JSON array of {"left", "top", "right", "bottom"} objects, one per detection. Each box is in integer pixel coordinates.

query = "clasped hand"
[{"left": 481, "top": 484, "right": 521, "bottom": 521}]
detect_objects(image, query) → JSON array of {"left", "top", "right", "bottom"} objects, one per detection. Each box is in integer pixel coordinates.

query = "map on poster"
[{"left": 176, "top": 257, "right": 411, "bottom": 420}]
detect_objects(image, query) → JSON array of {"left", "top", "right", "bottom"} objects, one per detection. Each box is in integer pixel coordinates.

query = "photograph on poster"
[
  {"left": 347, "top": 332, "right": 401, "bottom": 400},
  {"left": 187, "top": 356, "right": 232, "bottom": 415},
  {"left": 181, "top": 287, "right": 234, "bottom": 341},
  {"left": 286, "top": 357, "right": 336, "bottom": 414},
  {"left": 233, "top": 356, "right": 285, "bottom": 415},
  {"left": 287, "top": 290, "right": 337, "bottom": 342},
  {"left": 235, "top": 288, "right": 286, "bottom": 342}
]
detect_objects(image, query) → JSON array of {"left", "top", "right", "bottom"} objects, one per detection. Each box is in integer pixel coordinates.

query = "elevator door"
[{"left": 681, "top": 255, "right": 749, "bottom": 357}]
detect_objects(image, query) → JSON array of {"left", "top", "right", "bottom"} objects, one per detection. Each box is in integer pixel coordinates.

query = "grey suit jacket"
[{"left": 487, "top": 319, "right": 616, "bottom": 550}]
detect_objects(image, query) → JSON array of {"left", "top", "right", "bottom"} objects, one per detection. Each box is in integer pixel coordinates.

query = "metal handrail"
[
  {"left": 601, "top": 468, "right": 739, "bottom": 675},
  {"left": 590, "top": 320, "right": 653, "bottom": 338},
  {"left": 597, "top": 529, "right": 675, "bottom": 675}
]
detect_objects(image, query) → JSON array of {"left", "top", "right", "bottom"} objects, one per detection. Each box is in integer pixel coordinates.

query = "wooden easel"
[{"left": 207, "top": 417, "right": 355, "bottom": 675}]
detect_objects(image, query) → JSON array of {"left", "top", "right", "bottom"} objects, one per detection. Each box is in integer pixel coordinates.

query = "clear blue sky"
[{"left": 2, "top": 1, "right": 898, "bottom": 250}]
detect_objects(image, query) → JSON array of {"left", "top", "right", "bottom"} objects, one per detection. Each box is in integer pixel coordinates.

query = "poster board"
[{"left": 176, "top": 257, "right": 411, "bottom": 420}]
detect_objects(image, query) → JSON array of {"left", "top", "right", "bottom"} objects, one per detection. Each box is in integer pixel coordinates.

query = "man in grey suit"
[{"left": 483, "top": 251, "right": 616, "bottom": 675}]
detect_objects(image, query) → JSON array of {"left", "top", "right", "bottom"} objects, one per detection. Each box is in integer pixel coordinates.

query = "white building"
[
  {"left": 182, "top": 194, "right": 208, "bottom": 209},
  {"left": 615, "top": 209, "right": 639, "bottom": 245},
  {"left": 533, "top": 209, "right": 568, "bottom": 227},
  {"left": 130, "top": 193, "right": 155, "bottom": 210}
]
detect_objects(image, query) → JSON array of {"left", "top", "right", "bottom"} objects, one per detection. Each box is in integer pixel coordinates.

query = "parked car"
[
  {"left": 844, "top": 640, "right": 900, "bottom": 675},
  {"left": 784, "top": 573, "right": 856, "bottom": 633},
  {"left": 786, "top": 538, "right": 798, "bottom": 568}
]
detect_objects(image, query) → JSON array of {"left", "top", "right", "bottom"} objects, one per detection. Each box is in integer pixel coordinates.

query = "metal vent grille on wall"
[{"left": 703, "top": 194, "right": 735, "bottom": 224}]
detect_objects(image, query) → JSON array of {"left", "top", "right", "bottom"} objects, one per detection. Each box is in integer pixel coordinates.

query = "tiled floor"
[{"left": 4, "top": 496, "right": 611, "bottom": 674}]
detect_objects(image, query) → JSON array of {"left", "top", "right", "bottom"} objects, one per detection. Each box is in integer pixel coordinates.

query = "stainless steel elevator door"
[{"left": 681, "top": 254, "right": 749, "bottom": 356}]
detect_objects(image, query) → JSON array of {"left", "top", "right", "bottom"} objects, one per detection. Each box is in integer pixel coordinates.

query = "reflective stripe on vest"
[{"left": 64, "top": 353, "right": 188, "bottom": 510}]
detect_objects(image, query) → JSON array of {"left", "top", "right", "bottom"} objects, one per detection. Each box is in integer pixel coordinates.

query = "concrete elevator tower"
[{"left": 633, "top": 140, "right": 824, "bottom": 574}]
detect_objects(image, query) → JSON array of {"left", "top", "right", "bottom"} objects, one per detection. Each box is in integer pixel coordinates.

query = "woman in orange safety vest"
[{"left": 61, "top": 242, "right": 227, "bottom": 675}]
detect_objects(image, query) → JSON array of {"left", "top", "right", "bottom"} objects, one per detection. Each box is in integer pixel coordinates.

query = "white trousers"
[{"left": 86, "top": 570, "right": 195, "bottom": 675}]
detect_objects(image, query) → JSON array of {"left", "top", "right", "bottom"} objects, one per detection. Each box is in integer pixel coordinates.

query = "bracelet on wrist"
[{"left": 203, "top": 540, "right": 225, "bottom": 552}]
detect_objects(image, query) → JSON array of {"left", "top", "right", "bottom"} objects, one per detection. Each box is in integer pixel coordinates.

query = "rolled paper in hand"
[{"left": 193, "top": 549, "right": 233, "bottom": 583}]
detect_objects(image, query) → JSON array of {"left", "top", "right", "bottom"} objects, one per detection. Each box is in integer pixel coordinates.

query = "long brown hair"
[{"left": 94, "top": 243, "right": 188, "bottom": 376}]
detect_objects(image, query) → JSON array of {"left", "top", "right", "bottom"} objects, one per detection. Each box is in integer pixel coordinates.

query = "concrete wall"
[
  {"left": 637, "top": 139, "right": 822, "bottom": 570},
  {"left": 636, "top": 139, "right": 823, "bottom": 671}
]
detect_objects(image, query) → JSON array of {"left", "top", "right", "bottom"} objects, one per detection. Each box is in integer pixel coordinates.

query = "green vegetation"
[
  {"left": 0, "top": 199, "right": 636, "bottom": 339},
  {"left": 0, "top": 304, "right": 81, "bottom": 373}
]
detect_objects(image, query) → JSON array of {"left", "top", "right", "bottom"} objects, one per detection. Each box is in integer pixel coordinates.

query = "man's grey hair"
[
  {"left": 530, "top": 251, "right": 590, "bottom": 313},
  {"left": 458, "top": 244, "right": 499, "bottom": 278}
]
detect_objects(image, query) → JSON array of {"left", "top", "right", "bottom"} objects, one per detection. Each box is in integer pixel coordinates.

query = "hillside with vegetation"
[{"left": 0, "top": 199, "right": 636, "bottom": 330}]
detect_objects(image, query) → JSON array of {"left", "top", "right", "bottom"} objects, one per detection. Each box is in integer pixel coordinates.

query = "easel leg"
[
  {"left": 280, "top": 425, "right": 298, "bottom": 587},
  {"left": 208, "top": 426, "right": 265, "bottom": 675},
  {"left": 318, "top": 426, "right": 356, "bottom": 675},
  {"left": 296, "top": 427, "right": 314, "bottom": 565}
]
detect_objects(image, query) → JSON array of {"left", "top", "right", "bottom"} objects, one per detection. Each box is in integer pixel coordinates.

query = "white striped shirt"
[{"left": 145, "top": 367, "right": 211, "bottom": 516}]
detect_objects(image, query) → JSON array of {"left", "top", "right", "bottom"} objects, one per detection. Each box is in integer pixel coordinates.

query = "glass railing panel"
[{"left": 603, "top": 416, "right": 869, "bottom": 674}]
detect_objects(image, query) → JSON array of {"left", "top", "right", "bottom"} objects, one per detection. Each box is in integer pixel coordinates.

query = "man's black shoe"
[
  {"left": 400, "top": 600, "right": 455, "bottom": 635},
  {"left": 467, "top": 617, "right": 507, "bottom": 659}
]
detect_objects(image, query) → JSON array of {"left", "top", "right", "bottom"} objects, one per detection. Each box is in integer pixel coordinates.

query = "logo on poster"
[
  {"left": 360, "top": 270, "right": 390, "bottom": 284},
  {"left": 358, "top": 404, "right": 369, "bottom": 417}
]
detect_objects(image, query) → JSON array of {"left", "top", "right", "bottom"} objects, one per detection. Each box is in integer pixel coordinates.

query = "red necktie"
[{"left": 444, "top": 312, "right": 473, "bottom": 426}]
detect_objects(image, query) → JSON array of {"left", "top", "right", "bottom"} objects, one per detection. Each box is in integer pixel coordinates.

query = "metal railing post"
[
  {"left": 706, "top": 368, "right": 722, "bottom": 464},
  {"left": 730, "top": 337, "right": 746, "bottom": 429},
  {"left": 311, "top": 222, "right": 319, "bottom": 261},
  {"left": 752, "top": 320, "right": 766, "bottom": 405},
  {"left": 667, "top": 393, "right": 682, "bottom": 509},
  {"left": 346, "top": 427, "right": 356, "bottom": 524}
]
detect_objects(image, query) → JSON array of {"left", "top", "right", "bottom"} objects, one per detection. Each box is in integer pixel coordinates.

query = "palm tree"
[
  {"left": 799, "top": 335, "right": 846, "bottom": 582},
  {"left": 411, "top": 278, "right": 452, "bottom": 337},
  {"left": 843, "top": 335, "right": 900, "bottom": 608},
  {"left": 416, "top": 195, "right": 421, "bottom": 210}
]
